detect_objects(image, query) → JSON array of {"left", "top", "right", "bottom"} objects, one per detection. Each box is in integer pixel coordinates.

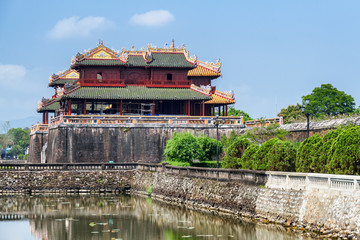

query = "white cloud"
[
  {"left": 0, "top": 64, "right": 27, "bottom": 89},
  {"left": 130, "top": 10, "right": 174, "bottom": 26},
  {"left": 47, "top": 16, "right": 114, "bottom": 39}
]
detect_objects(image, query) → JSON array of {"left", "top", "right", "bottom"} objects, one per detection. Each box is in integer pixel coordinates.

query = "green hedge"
[
  {"left": 296, "top": 134, "right": 323, "bottom": 173},
  {"left": 267, "top": 140, "right": 296, "bottom": 172}
]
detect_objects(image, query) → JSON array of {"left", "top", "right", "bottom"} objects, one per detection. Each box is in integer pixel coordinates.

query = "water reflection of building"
[{"left": 0, "top": 195, "right": 300, "bottom": 240}]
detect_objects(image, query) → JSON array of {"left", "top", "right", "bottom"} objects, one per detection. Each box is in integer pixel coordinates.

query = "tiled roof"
[
  {"left": 73, "top": 53, "right": 196, "bottom": 69},
  {"left": 49, "top": 79, "right": 78, "bottom": 87},
  {"left": 37, "top": 102, "right": 59, "bottom": 112},
  {"left": 205, "top": 94, "right": 235, "bottom": 104},
  {"left": 72, "top": 59, "right": 128, "bottom": 67},
  {"left": 62, "top": 86, "right": 212, "bottom": 101},
  {"left": 188, "top": 65, "right": 221, "bottom": 77}
]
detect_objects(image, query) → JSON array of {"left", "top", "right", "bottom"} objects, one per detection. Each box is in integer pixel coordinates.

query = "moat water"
[{"left": 0, "top": 194, "right": 312, "bottom": 240}]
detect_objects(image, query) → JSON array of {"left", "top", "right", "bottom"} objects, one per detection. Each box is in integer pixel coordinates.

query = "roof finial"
[
  {"left": 98, "top": 39, "right": 103, "bottom": 47},
  {"left": 171, "top": 39, "right": 174, "bottom": 48}
]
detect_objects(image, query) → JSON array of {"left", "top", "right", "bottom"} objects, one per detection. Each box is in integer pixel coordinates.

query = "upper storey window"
[
  {"left": 97, "top": 72, "right": 102, "bottom": 82},
  {"left": 167, "top": 73, "right": 172, "bottom": 80}
]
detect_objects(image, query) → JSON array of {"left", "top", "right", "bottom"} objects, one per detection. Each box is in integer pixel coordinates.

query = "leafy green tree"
[
  {"left": 266, "top": 140, "right": 297, "bottom": 172},
  {"left": 227, "top": 107, "right": 253, "bottom": 121},
  {"left": 296, "top": 134, "right": 324, "bottom": 173},
  {"left": 327, "top": 126, "right": 360, "bottom": 175},
  {"left": 222, "top": 137, "right": 253, "bottom": 169},
  {"left": 8, "top": 128, "right": 30, "bottom": 155},
  {"left": 322, "top": 128, "right": 347, "bottom": 173},
  {"left": 239, "top": 144, "right": 259, "bottom": 169},
  {"left": 277, "top": 104, "right": 303, "bottom": 124},
  {"left": 197, "top": 135, "right": 222, "bottom": 161},
  {"left": 302, "top": 84, "right": 355, "bottom": 117},
  {"left": 252, "top": 138, "right": 279, "bottom": 170},
  {"left": 164, "top": 132, "right": 201, "bottom": 164}
]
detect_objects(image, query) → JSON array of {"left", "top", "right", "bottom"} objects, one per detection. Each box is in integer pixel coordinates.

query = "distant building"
[{"left": 37, "top": 41, "right": 235, "bottom": 124}]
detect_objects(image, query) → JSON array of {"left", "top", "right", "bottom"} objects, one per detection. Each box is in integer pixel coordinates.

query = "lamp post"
[
  {"left": 300, "top": 99, "right": 311, "bottom": 138},
  {"left": 214, "top": 114, "right": 220, "bottom": 168}
]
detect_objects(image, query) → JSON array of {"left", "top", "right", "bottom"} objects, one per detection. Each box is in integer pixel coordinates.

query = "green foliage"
[
  {"left": 245, "top": 124, "right": 289, "bottom": 144},
  {"left": 146, "top": 185, "right": 153, "bottom": 196},
  {"left": 164, "top": 132, "right": 201, "bottom": 163},
  {"left": 296, "top": 134, "right": 324, "bottom": 173},
  {"left": 327, "top": 127, "right": 360, "bottom": 175},
  {"left": 252, "top": 138, "right": 279, "bottom": 170},
  {"left": 197, "top": 135, "right": 222, "bottom": 161},
  {"left": 221, "top": 131, "right": 244, "bottom": 150},
  {"left": 222, "top": 138, "right": 253, "bottom": 169},
  {"left": 227, "top": 107, "right": 253, "bottom": 121},
  {"left": 192, "top": 161, "right": 218, "bottom": 168},
  {"left": 266, "top": 140, "right": 297, "bottom": 172},
  {"left": 278, "top": 104, "right": 303, "bottom": 124},
  {"left": 302, "top": 84, "right": 355, "bottom": 117},
  {"left": 163, "top": 160, "right": 191, "bottom": 167},
  {"left": 0, "top": 125, "right": 30, "bottom": 158},
  {"left": 239, "top": 144, "right": 259, "bottom": 169},
  {"left": 321, "top": 128, "right": 346, "bottom": 173}
]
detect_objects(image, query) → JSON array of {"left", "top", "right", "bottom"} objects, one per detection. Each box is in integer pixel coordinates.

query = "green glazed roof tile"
[
  {"left": 73, "top": 53, "right": 195, "bottom": 68},
  {"left": 48, "top": 79, "right": 78, "bottom": 87},
  {"left": 63, "top": 86, "right": 211, "bottom": 101},
  {"left": 37, "top": 102, "right": 60, "bottom": 112}
]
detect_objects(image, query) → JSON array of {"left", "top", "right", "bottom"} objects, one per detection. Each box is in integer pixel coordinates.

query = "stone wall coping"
[{"left": 1, "top": 162, "right": 359, "bottom": 192}]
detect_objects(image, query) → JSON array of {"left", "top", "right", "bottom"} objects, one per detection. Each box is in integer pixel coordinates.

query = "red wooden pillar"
[
  {"left": 225, "top": 105, "right": 228, "bottom": 116},
  {"left": 83, "top": 99, "right": 87, "bottom": 115},
  {"left": 45, "top": 111, "right": 49, "bottom": 124},
  {"left": 67, "top": 99, "right": 71, "bottom": 115},
  {"left": 202, "top": 101, "right": 205, "bottom": 116},
  {"left": 152, "top": 100, "right": 155, "bottom": 116},
  {"left": 120, "top": 100, "right": 123, "bottom": 116},
  {"left": 188, "top": 100, "right": 190, "bottom": 116},
  {"left": 42, "top": 112, "right": 45, "bottom": 124}
]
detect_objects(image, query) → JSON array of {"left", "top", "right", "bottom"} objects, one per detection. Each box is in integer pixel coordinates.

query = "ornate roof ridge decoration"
[
  {"left": 143, "top": 46, "right": 153, "bottom": 63},
  {"left": 190, "top": 84, "right": 212, "bottom": 96},
  {"left": 49, "top": 69, "right": 80, "bottom": 83},
  {"left": 214, "top": 89, "right": 235, "bottom": 100},
  {"left": 196, "top": 59, "right": 221, "bottom": 72},
  {"left": 71, "top": 40, "right": 128, "bottom": 65},
  {"left": 64, "top": 82, "right": 81, "bottom": 95}
]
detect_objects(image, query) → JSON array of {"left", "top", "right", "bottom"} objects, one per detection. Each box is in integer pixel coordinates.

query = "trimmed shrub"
[
  {"left": 327, "top": 126, "right": 360, "bottom": 175},
  {"left": 222, "top": 137, "right": 253, "bottom": 169},
  {"left": 197, "top": 135, "right": 222, "bottom": 161},
  {"left": 296, "top": 134, "right": 324, "bottom": 173},
  {"left": 321, "top": 128, "right": 345, "bottom": 173},
  {"left": 266, "top": 140, "right": 296, "bottom": 172},
  {"left": 251, "top": 138, "right": 278, "bottom": 170},
  {"left": 164, "top": 132, "right": 201, "bottom": 163},
  {"left": 192, "top": 161, "right": 218, "bottom": 168},
  {"left": 239, "top": 144, "right": 259, "bottom": 169}
]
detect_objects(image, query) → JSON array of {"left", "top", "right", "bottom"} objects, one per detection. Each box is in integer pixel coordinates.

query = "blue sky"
[{"left": 1, "top": 0, "right": 360, "bottom": 122}]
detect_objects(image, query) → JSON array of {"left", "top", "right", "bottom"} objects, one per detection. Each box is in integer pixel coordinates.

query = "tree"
[
  {"left": 277, "top": 104, "right": 303, "bottom": 124},
  {"left": 222, "top": 137, "right": 253, "bottom": 169},
  {"left": 8, "top": 128, "right": 30, "bottom": 155},
  {"left": 266, "top": 140, "right": 297, "bottom": 172},
  {"left": 251, "top": 138, "right": 279, "bottom": 170},
  {"left": 227, "top": 107, "right": 253, "bottom": 121},
  {"left": 296, "top": 134, "right": 324, "bottom": 173},
  {"left": 197, "top": 135, "right": 222, "bottom": 161},
  {"left": 327, "top": 126, "right": 360, "bottom": 175},
  {"left": 239, "top": 144, "right": 259, "bottom": 169},
  {"left": 164, "top": 132, "right": 201, "bottom": 164},
  {"left": 302, "top": 84, "right": 355, "bottom": 117}
]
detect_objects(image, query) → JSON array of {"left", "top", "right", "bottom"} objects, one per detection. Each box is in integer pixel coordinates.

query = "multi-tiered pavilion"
[{"left": 37, "top": 41, "right": 235, "bottom": 124}]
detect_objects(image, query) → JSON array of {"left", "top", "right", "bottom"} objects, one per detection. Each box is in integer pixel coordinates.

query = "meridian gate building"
[
  {"left": 37, "top": 40, "right": 235, "bottom": 122},
  {"left": 29, "top": 41, "right": 281, "bottom": 164}
]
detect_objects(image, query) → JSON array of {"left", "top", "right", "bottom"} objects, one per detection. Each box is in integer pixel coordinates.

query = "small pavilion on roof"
[{"left": 37, "top": 41, "right": 235, "bottom": 124}]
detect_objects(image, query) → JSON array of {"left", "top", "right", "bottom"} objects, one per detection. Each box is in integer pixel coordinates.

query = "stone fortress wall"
[{"left": 0, "top": 163, "right": 358, "bottom": 238}]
